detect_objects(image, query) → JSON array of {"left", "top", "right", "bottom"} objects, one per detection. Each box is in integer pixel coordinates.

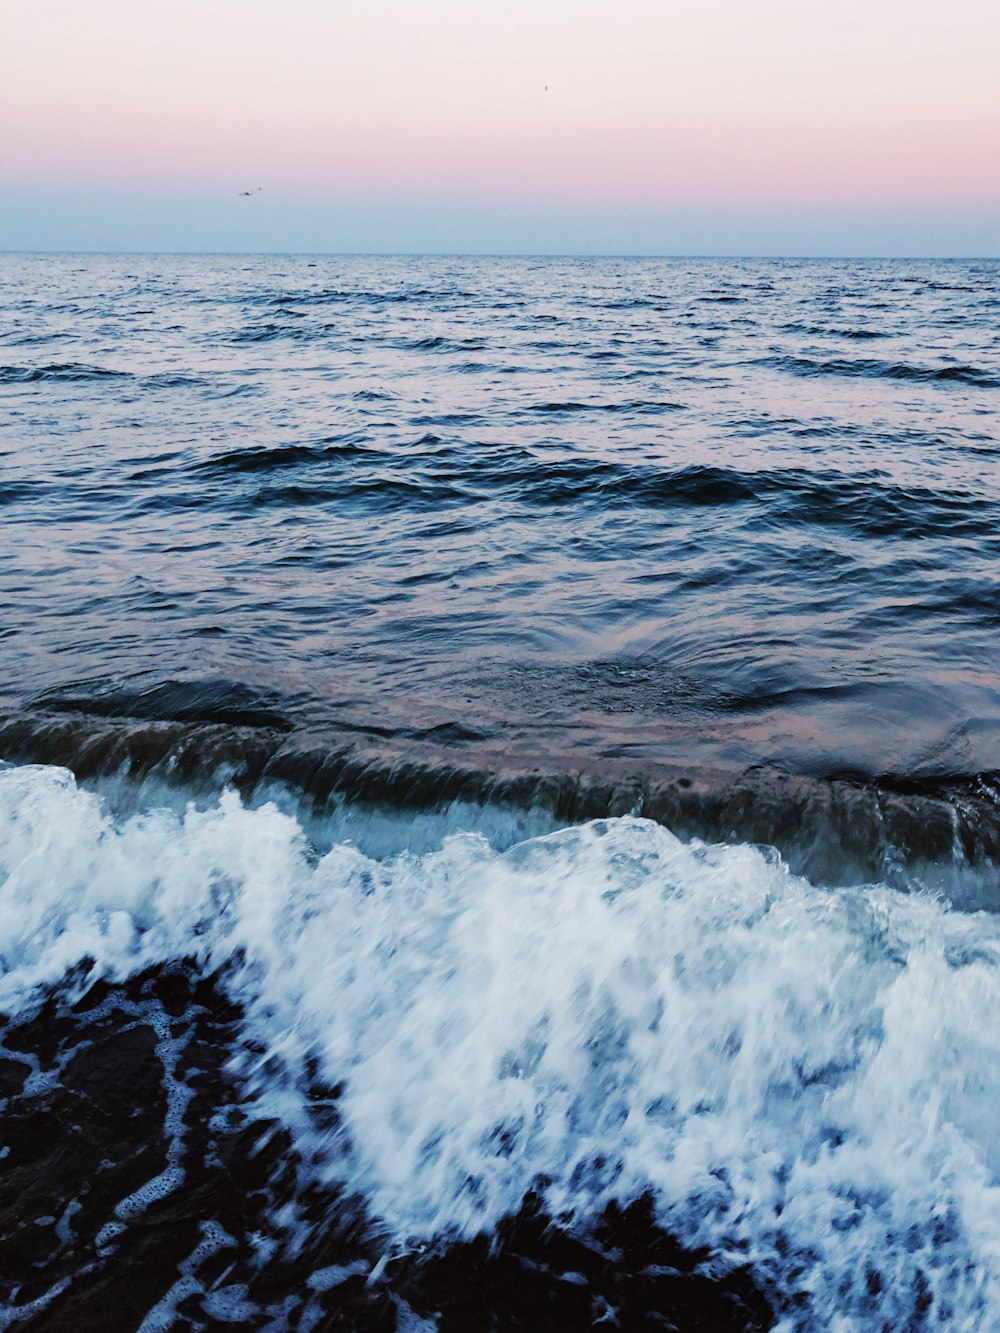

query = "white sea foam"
[{"left": 4, "top": 762, "right": 1000, "bottom": 1328}]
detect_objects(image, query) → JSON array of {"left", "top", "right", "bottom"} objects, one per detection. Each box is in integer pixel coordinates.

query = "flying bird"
[{"left": 238, "top": 188, "right": 262, "bottom": 197}]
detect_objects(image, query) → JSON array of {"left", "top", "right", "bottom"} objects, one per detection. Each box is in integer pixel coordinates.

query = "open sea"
[{"left": 1, "top": 253, "right": 999, "bottom": 1330}]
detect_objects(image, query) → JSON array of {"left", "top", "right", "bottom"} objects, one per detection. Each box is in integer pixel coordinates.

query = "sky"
[{"left": 2, "top": 0, "right": 998, "bottom": 255}]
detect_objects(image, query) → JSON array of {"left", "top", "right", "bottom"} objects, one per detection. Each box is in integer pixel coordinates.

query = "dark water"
[
  {"left": 2, "top": 254, "right": 1000, "bottom": 1330},
  {"left": 2, "top": 254, "right": 999, "bottom": 780}
]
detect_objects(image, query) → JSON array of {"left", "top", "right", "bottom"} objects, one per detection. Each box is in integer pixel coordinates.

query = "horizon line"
[{"left": 2, "top": 249, "right": 998, "bottom": 262}]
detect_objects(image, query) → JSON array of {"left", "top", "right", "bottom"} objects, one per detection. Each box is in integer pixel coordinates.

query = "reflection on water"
[{"left": 1, "top": 254, "right": 998, "bottom": 779}]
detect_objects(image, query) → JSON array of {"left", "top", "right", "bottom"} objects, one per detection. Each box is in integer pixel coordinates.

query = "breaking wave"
[{"left": 4, "top": 764, "right": 1000, "bottom": 1327}]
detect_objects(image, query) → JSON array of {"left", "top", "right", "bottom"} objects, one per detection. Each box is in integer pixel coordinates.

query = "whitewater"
[{"left": 4, "top": 763, "right": 1000, "bottom": 1328}]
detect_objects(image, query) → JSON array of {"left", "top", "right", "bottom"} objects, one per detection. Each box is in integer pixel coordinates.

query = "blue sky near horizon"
[
  {"left": 3, "top": 190, "right": 997, "bottom": 259},
  {"left": 3, "top": 190, "right": 998, "bottom": 258}
]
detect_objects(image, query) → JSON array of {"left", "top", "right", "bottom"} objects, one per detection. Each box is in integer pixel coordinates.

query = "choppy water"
[
  {"left": 2, "top": 254, "right": 1000, "bottom": 1329},
  {"left": 2, "top": 254, "right": 999, "bottom": 778}
]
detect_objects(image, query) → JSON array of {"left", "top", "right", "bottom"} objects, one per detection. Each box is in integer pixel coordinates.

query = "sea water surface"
[{"left": 1, "top": 255, "right": 999, "bottom": 1329}]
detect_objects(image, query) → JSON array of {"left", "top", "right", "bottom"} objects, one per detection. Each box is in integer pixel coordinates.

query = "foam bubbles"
[
  {"left": 114, "top": 1167, "right": 185, "bottom": 1222},
  {"left": 4, "top": 763, "right": 1000, "bottom": 1326}
]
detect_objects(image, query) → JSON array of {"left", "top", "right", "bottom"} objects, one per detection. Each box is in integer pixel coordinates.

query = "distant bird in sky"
[{"left": 238, "top": 187, "right": 262, "bottom": 197}]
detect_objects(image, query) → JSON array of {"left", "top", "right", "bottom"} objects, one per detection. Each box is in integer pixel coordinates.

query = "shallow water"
[{"left": 2, "top": 255, "right": 1000, "bottom": 1329}]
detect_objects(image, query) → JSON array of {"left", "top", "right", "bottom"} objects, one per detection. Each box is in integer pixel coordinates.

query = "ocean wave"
[
  {"left": 0, "top": 480, "right": 47, "bottom": 507},
  {"left": 144, "top": 371, "right": 207, "bottom": 388},
  {"left": 32, "top": 679, "right": 293, "bottom": 732},
  {"left": 762, "top": 354, "right": 1000, "bottom": 388},
  {"left": 1, "top": 328, "right": 74, "bottom": 347},
  {"left": 189, "top": 438, "right": 371, "bottom": 475},
  {"left": 780, "top": 323, "right": 888, "bottom": 340},
  {"left": 163, "top": 447, "right": 1000, "bottom": 540},
  {"left": 223, "top": 322, "right": 322, "bottom": 344},
  {"left": 600, "top": 297, "right": 669, "bottom": 310},
  {"left": 180, "top": 451, "right": 760, "bottom": 513},
  {"left": 258, "top": 286, "right": 479, "bottom": 310},
  {"left": 0, "top": 363, "right": 206, "bottom": 390},
  {"left": 394, "top": 335, "right": 490, "bottom": 353},
  {"left": 3, "top": 713, "right": 999, "bottom": 889},
  {"left": 255, "top": 288, "right": 362, "bottom": 309},
  {"left": 3, "top": 764, "right": 1000, "bottom": 1326},
  {"left": 0, "top": 361, "right": 131, "bottom": 384},
  {"left": 524, "top": 398, "right": 686, "bottom": 415}
]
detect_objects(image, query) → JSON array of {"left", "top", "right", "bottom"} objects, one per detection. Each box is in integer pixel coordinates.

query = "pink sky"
[{"left": 3, "top": 0, "right": 998, "bottom": 251}]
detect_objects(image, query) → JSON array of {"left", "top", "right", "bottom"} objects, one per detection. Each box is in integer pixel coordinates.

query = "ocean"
[{"left": 1, "top": 253, "right": 999, "bottom": 1329}]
